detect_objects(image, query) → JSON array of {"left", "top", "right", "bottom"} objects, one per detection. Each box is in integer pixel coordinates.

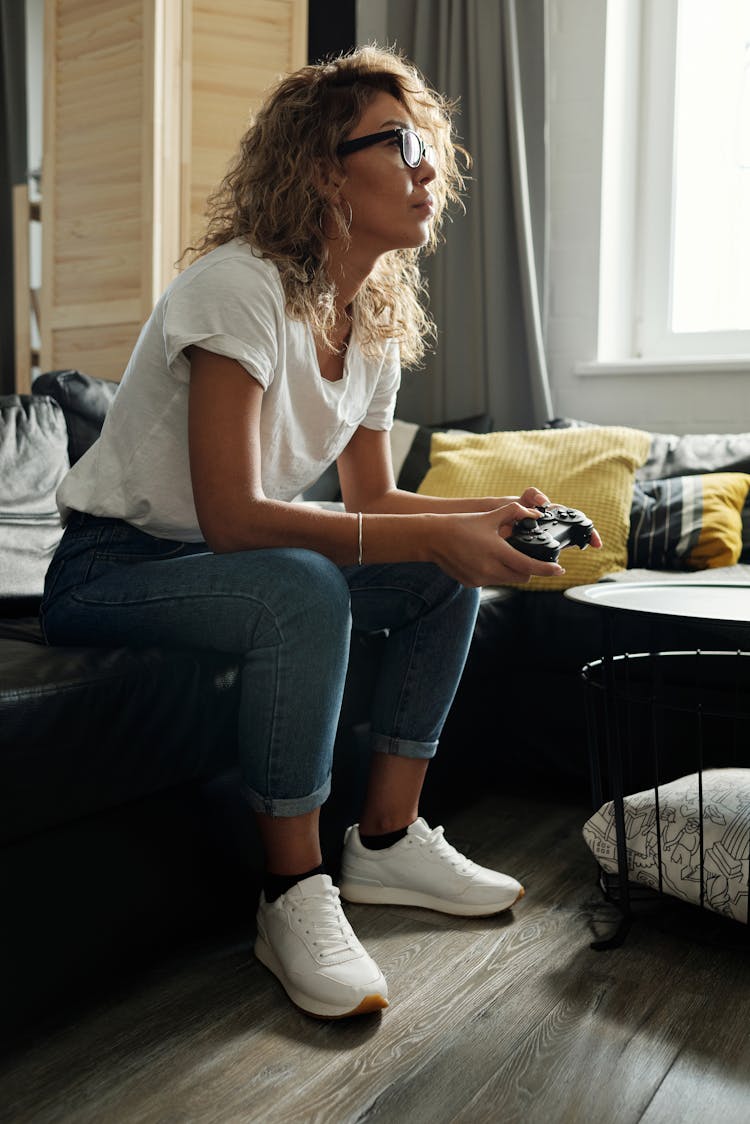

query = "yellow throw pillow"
[{"left": 418, "top": 426, "right": 652, "bottom": 590}]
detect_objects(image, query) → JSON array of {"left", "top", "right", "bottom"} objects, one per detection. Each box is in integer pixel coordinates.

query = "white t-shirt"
[{"left": 57, "top": 240, "right": 401, "bottom": 541}]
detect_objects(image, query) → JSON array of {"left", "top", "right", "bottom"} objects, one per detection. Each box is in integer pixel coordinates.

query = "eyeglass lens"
[{"left": 402, "top": 130, "right": 423, "bottom": 167}]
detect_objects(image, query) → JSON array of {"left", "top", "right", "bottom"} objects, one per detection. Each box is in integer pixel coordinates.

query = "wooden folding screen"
[{"left": 41, "top": 0, "right": 307, "bottom": 381}]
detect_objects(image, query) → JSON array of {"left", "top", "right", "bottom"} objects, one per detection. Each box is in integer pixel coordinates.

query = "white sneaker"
[
  {"left": 339, "top": 818, "right": 525, "bottom": 917},
  {"left": 254, "top": 873, "right": 388, "bottom": 1019}
]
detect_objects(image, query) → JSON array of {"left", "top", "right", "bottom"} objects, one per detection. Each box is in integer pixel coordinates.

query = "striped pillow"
[{"left": 628, "top": 473, "right": 750, "bottom": 570}]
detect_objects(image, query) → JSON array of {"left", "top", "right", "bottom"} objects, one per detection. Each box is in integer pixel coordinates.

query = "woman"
[{"left": 41, "top": 46, "right": 588, "bottom": 1020}]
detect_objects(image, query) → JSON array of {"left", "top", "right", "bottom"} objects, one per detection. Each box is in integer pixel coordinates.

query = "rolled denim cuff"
[
  {"left": 241, "top": 773, "right": 331, "bottom": 818},
  {"left": 370, "top": 732, "right": 438, "bottom": 760}
]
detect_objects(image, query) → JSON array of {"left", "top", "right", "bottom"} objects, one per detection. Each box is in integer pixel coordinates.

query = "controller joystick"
[{"left": 507, "top": 504, "right": 594, "bottom": 564}]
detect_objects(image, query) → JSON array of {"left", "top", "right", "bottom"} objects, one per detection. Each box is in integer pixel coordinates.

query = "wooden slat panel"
[
  {"left": 49, "top": 298, "right": 142, "bottom": 330},
  {"left": 41, "top": 0, "right": 307, "bottom": 377},
  {"left": 41, "top": 0, "right": 153, "bottom": 378},
  {"left": 51, "top": 0, "right": 146, "bottom": 307},
  {"left": 185, "top": 0, "right": 307, "bottom": 248},
  {"left": 51, "top": 323, "right": 142, "bottom": 381}
]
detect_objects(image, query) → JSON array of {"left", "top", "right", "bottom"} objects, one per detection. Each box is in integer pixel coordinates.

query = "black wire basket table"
[
  {"left": 582, "top": 649, "right": 750, "bottom": 944},
  {"left": 566, "top": 581, "right": 750, "bottom": 948}
]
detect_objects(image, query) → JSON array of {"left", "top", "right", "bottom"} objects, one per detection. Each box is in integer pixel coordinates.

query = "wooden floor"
[{"left": 2, "top": 789, "right": 750, "bottom": 1124}]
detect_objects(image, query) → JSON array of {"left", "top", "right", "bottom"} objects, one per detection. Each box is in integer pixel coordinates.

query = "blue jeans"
[{"left": 41, "top": 514, "right": 480, "bottom": 817}]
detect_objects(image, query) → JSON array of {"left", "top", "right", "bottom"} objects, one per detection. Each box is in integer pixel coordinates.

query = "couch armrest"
[{"left": 33, "top": 369, "right": 119, "bottom": 464}]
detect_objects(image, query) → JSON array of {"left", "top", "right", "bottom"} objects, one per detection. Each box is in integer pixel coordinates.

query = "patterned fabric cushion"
[{"left": 583, "top": 768, "right": 750, "bottom": 924}]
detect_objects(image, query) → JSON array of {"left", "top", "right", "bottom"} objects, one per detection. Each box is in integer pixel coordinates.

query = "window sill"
[{"left": 575, "top": 356, "right": 750, "bottom": 377}]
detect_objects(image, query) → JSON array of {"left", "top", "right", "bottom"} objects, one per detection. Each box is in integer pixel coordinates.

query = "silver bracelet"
[{"left": 357, "top": 511, "right": 363, "bottom": 565}]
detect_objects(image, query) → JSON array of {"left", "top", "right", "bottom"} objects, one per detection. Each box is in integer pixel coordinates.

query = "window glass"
[{"left": 671, "top": 0, "right": 750, "bottom": 333}]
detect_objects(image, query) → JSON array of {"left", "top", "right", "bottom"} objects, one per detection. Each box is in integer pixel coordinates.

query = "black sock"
[
  {"left": 263, "top": 864, "right": 326, "bottom": 903},
  {"left": 359, "top": 825, "right": 409, "bottom": 850}
]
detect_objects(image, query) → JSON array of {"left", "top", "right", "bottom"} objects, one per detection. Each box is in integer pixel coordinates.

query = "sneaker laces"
[
  {"left": 420, "top": 825, "right": 477, "bottom": 875},
  {"left": 292, "top": 884, "right": 360, "bottom": 960}
]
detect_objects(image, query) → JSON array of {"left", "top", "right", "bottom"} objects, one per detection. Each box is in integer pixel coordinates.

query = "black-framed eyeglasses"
[{"left": 336, "top": 127, "right": 433, "bottom": 168}]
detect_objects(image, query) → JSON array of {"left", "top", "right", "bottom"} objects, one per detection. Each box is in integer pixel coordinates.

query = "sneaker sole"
[
  {"left": 338, "top": 881, "right": 525, "bottom": 917},
  {"left": 254, "top": 936, "right": 388, "bottom": 1020}
]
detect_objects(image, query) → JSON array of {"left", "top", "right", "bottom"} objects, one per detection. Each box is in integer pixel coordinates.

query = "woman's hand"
[
  {"left": 427, "top": 503, "right": 568, "bottom": 587},
  {"left": 427, "top": 486, "right": 604, "bottom": 584},
  {"left": 475, "top": 487, "right": 603, "bottom": 551}
]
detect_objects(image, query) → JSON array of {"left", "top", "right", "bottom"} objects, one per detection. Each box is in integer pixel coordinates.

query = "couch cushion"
[
  {"left": 548, "top": 418, "right": 750, "bottom": 480},
  {"left": 0, "top": 633, "right": 241, "bottom": 845},
  {"left": 637, "top": 431, "right": 750, "bottom": 481},
  {"left": 394, "top": 414, "right": 494, "bottom": 493},
  {"left": 0, "top": 396, "right": 69, "bottom": 597},
  {"left": 33, "top": 369, "right": 119, "bottom": 464}
]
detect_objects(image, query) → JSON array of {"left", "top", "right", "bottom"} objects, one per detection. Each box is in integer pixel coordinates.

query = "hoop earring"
[
  {"left": 316, "top": 207, "right": 330, "bottom": 238},
  {"left": 317, "top": 200, "right": 352, "bottom": 240}
]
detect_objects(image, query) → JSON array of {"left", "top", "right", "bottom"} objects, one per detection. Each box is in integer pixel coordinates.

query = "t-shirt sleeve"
[
  {"left": 361, "top": 340, "right": 402, "bottom": 431},
  {"left": 161, "top": 255, "right": 282, "bottom": 389}
]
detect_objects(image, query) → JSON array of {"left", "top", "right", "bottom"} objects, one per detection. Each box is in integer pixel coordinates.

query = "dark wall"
[
  {"left": 0, "top": 0, "right": 28, "bottom": 394},
  {"left": 308, "top": 0, "right": 356, "bottom": 62}
]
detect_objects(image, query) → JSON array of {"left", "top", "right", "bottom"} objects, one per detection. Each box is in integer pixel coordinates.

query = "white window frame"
[{"left": 580, "top": 0, "right": 750, "bottom": 375}]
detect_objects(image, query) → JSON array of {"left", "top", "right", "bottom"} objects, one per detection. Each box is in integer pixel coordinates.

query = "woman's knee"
[
  {"left": 248, "top": 548, "right": 352, "bottom": 645},
  {"left": 430, "top": 571, "right": 480, "bottom": 633},
  {"left": 412, "top": 563, "right": 481, "bottom": 616}
]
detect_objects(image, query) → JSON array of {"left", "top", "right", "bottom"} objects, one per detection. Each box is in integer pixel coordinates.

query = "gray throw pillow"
[{"left": 0, "top": 396, "right": 69, "bottom": 597}]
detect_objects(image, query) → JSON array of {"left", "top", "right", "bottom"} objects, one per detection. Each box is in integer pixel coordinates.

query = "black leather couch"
[
  {"left": 1, "top": 374, "right": 390, "bottom": 1041},
  {"left": 3, "top": 371, "right": 748, "bottom": 1042}
]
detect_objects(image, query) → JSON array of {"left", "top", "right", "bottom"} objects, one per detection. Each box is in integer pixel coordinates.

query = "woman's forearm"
[
  {"left": 355, "top": 488, "right": 512, "bottom": 516},
  {"left": 203, "top": 495, "right": 440, "bottom": 566}
]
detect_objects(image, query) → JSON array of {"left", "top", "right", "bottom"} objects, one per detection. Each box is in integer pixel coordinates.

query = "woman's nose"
[{"left": 417, "top": 155, "right": 437, "bottom": 184}]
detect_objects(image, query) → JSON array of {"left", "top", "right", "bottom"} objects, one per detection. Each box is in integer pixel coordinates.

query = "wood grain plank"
[
  {"left": 448, "top": 954, "right": 701, "bottom": 1124},
  {"left": 639, "top": 946, "right": 750, "bottom": 1124}
]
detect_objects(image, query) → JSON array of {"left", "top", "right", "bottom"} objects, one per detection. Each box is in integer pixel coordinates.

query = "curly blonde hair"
[{"left": 185, "top": 45, "right": 469, "bottom": 366}]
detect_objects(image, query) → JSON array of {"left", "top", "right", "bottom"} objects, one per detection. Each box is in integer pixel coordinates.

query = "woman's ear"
[{"left": 314, "top": 158, "right": 344, "bottom": 198}]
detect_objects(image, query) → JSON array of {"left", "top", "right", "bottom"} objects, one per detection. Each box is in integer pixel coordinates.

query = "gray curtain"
[{"left": 380, "top": 0, "right": 550, "bottom": 429}]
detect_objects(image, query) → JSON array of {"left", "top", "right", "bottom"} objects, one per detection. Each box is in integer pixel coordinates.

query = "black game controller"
[{"left": 507, "top": 504, "right": 594, "bottom": 564}]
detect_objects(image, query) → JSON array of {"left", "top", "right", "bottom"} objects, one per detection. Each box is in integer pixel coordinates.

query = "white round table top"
[{"left": 565, "top": 581, "right": 750, "bottom": 627}]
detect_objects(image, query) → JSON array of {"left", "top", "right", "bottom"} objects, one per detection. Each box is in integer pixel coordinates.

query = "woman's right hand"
[{"left": 427, "top": 504, "right": 567, "bottom": 587}]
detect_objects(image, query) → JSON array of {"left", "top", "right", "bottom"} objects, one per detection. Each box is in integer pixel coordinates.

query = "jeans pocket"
[{"left": 92, "top": 523, "right": 187, "bottom": 565}]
